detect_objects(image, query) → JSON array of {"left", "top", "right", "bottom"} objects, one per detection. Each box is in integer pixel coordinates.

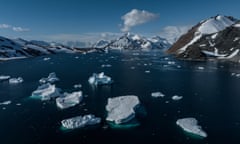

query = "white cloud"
[
  {"left": 0, "top": 23, "right": 29, "bottom": 32},
  {"left": 0, "top": 24, "right": 11, "bottom": 29},
  {"left": 12, "top": 27, "right": 30, "bottom": 32},
  {"left": 121, "top": 9, "right": 159, "bottom": 32},
  {"left": 159, "top": 25, "right": 192, "bottom": 44}
]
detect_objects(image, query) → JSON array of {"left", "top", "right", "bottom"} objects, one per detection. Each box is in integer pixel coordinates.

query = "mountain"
[
  {"left": 92, "top": 33, "right": 171, "bottom": 50},
  {"left": 167, "top": 15, "right": 240, "bottom": 62},
  {"left": 0, "top": 36, "right": 100, "bottom": 61}
]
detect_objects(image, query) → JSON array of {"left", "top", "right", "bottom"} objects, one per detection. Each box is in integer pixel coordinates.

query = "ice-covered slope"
[
  {"left": 167, "top": 15, "right": 237, "bottom": 54},
  {"left": 167, "top": 15, "right": 240, "bottom": 62},
  {"left": 0, "top": 36, "right": 98, "bottom": 61}
]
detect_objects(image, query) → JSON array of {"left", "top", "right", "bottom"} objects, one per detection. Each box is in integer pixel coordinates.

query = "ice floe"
[
  {"left": 0, "top": 75, "right": 10, "bottom": 81},
  {"left": 0, "top": 100, "right": 11, "bottom": 105},
  {"left": 101, "top": 64, "right": 112, "bottom": 68},
  {"left": 106, "top": 95, "right": 140, "bottom": 124},
  {"left": 43, "top": 57, "right": 51, "bottom": 61},
  {"left": 56, "top": 91, "right": 83, "bottom": 109},
  {"left": 176, "top": 118, "right": 207, "bottom": 138},
  {"left": 172, "top": 95, "right": 183, "bottom": 101},
  {"left": 151, "top": 92, "right": 165, "bottom": 98},
  {"left": 73, "top": 84, "right": 82, "bottom": 89},
  {"left": 31, "top": 83, "right": 61, "bottom": 101},
  {"left": 39, "top": 72, "right": 59, "bottom": 84},
  {"left": 88, "top": 72, "right": 113, "bottom": 85},
  {"left": 9, "top": 77, "right": 24, "bottom": 84},
  {"left": 61, "top": 114, "right": 101, "bottom": 130}
]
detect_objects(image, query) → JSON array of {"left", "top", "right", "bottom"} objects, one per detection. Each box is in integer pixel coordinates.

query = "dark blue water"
[{"left": 1, "top": 50, "right": 240, "bottom": 144}]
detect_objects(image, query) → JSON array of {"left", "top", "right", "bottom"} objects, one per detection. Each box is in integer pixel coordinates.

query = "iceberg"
[
  {"left": 172, "top": 95, "right": 183, "bottom": 101},
  {"left": 88, "top": 72, "right": 113, "bottom": 85},
  {"left": 0, "top": 100, "right": 11, "bottom": 105},
  {"left": 151, "top": 92, "right": 165, "bottom": 98},
  {"left": 176, "top": 118, "right": 207, "bottom": 138},
  {"left": 0, "top": 75, "right": 10, "bottom": 81},
  {"left": 61, "top": 114, "right": 101, "bottom": 130},
  {"left": 56, "top": 91, "right": 83, "bottom": 109},
  {"left": 9, "top": 77, "right": 24, "bottom": 84},
  {"left": 31, "top": 83, "right": 61, "bottom": 101},
  {"left": 106, "top": 95, "right": 140, "bottom": 124},
  {"left": 39, "top": 72, "right": 59, "bottom": 84},
  {"left": 73, "top": 84, "right": 82, "bottom": 89}
]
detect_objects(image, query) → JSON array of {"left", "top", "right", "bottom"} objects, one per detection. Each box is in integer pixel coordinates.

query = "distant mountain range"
[
  {"left": 92, "top": 33, "right": 171, "bottom": 50},
  {"left": 167, "top": 15, "right": 240, "bottom": 63},
  {"left": 0, "top": 33, "right": 171, "bottom": 61}
]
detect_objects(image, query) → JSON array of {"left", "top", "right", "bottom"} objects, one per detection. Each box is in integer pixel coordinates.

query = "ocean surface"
[{"left": 1, "top": 50, "right": 240, "bottom": 144}]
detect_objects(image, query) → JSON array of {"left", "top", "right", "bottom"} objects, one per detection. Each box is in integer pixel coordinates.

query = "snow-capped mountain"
[
  {"left": 167, "top": 15, "right": 240, "bottom": 62},
  {"left": 0, "top": 36, "right": 98, "bottom": 61},
  {"left": 92, "top": 33, "right": 171, "bottom": 50}
]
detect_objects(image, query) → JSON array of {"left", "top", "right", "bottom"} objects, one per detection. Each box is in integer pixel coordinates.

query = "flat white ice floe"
[
  {"left": 0, "top": 75, "right": 11, "bottom": 81},
  {"left": 106, "top": 95, "right": 140, "bottom": 124},
  {"left": 176, "top": 118, "right": 207, "bottom": 138},
  {"left": 31, "top": 83, "right": 61, "bottom": 101},
  {"left": 39, "top": 72, "right": 59, "bottom": 84},
  {"left": 151, "top": 92, "right": 165, "bottom": 98},
  {"left": 172, "top": 95, "right": 183, "bottom": 101},
  {"left": 61, "top": 114, "right": 101, "bottom": 130},
  {"left": 9, "top": 77, "right": 24, "bottom": 84},
  {"left": 56, "top": 91, "right": 83, "bottom": 109},
  {"left": 88, "top": 72, "right": 113, "bottom": 85},
  {"left": 73, "top": 84, "right": 82, "bottom": 89},
  {"left": 0, "top": 100, "right": 11, "bottom": 105}
]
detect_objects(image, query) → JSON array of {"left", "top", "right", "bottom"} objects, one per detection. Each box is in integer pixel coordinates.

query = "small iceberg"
[
  {"left": 39, "top": 72, "right": 59, "bottom": 84},
  {"left": 172, "top": 95, "right": 183, "bottom": 101},
  {"left": 9, "top": 77, "right": 24, "bottom": 84},
  {"left": 0, "top": 100, "right": 11, "bottom": 105},
  {"left": 0, "top": 75, "right": 10, "bottom": 81},
  {"left": 73, "top": 84, "right": 82, "bottom": 89},
  {"left": 61, "top": 114, "right": 101, "bottom": 130},
  {"left": 88, "top": 72, "right": 113, "bottom": 85},
  {"left": 56, "top": 91, "right": 83, "bottom": 109},
  {"left": 176, "top": 118, "right": 207, "bottom": 138},
  {"left": 151, "top": 92, "right": 165, "bottom": 98},
  {"left": 101, "top": 64, "right": 112, "bottom": 68},
  {"left": 31, "top": 83, "right": 61, "bottom": 101},
  {"left": 106, "top": 95, "right": 141, "bottom": 124},
  {"left": 43, "top": 57, "right": 51, "bottom": 61}
]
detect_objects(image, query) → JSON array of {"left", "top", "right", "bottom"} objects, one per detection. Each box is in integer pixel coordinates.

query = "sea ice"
[
  {"left": 172, "top": 95, "right": 183, "bottom": 101},
  {"left": 176, "top": 118, "right": 207, "bottom": 138},
  {"left": 39, "top": 72, "right": 59, "bottom": 84},
  {"left": 106, "top": 95, "right": 140, "bottom": 124},
  {"left": 151, "top": 92, "right": 165, "bottom": 98},
  {"left": 56, "top": 91, "right": 83, "bottom": 109},
  {"left": 9, "top": 77, "right": 24, "bottom": 84},
  {"left": 73, "top": 84, "right": 82, "bottom": 89},
  {"left": 0, "top": 100, "right": 11, "bottom": 105},
  {"left": 88, "top": 72, "right": 113, "bottom": 85},
  {"left": 31, "top": 83, "right": 61, "bottom": 101},
  {"left": 61, "top": 114, "right": 101, "bottom": 130},
  {"left": 0, "top": 75, "right": 10, "bottom": 81}
]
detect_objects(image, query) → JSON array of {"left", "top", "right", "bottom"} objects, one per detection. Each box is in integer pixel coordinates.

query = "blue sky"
[{"left": 0, "top": 0, "right": 239, "bottom": 42}]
